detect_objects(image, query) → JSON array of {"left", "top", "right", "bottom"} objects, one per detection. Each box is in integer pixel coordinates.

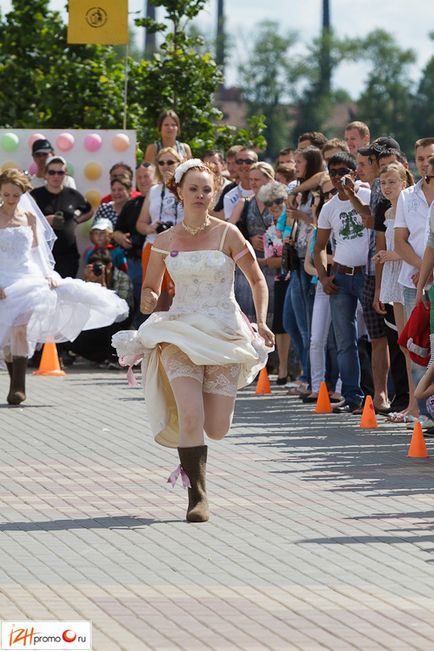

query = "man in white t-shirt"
[
  {"left": 395, "top": 137, "right": 434, "bottom": 417},
  {"left": 314, "top": 153, "right": 371, "bottom": 413},
  {"left": 223, "top": 147, "right": 257, "bottom": 220}
]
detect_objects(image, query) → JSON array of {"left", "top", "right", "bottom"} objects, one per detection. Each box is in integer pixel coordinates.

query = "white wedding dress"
[
  {"left": 0, "top": 225, "right": 129, "bottom": 357},
  {"left": 113, "top": 225, "right": 270, "bottom": 448}
]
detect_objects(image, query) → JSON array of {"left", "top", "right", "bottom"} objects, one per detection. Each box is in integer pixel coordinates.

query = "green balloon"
[
  {"left": 66, "top": 162, "right": 75, "bottom": 177},
  {"left": 1, "top": 132, "right": 19, "bottom": 152}
]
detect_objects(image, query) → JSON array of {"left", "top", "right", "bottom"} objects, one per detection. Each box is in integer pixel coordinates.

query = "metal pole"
[{"left": 123, "top": 42, "right": 129, "bottom": 130}]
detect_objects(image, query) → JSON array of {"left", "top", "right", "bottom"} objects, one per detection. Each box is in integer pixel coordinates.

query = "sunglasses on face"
[
  {"left": 264, "top": 197, "right": 285, "bottom": 207},
  {"left": 34, "top": 152, "right": 50, "bottom": 158},
  {"left": 158, "top": 160, "right": 176, "bottom": 166},
  {"left": 329, "top": 168, "right": 352, "bottom": 178},
  {"left": 425, "top": 175, "right": 434, "bottom": 184},
  {"left": 47, "top": 170, "right": 65, "bottom": 176},
  {"left": 235, "top": 158, "right": 255, "bottom": 165}
]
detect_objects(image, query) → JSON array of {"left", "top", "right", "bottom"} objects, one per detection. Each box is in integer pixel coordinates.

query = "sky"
[{"left": 1, "top": 0, "right": 433, "bottom": 98}]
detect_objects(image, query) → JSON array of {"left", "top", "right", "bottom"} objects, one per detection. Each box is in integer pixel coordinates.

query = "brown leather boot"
[
  {"left": 178, "top": 445, "right": 209, "bottom": 522},
  {"left": 7, "top": 356, "right": 27, "bottom": 405}
]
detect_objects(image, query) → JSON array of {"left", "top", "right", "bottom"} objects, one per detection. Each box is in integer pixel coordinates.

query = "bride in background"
[{"left": 0, "top": 168, "right": 129, "bottom": 405}]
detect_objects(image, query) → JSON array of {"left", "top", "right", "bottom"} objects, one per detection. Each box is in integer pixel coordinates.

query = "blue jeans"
[
  {"left": 283, "top": 271, "right": 309, "bottom": 383},
  {"left": 402, "top": 286, "right": 428, "bottom": 416},
  {"left": 329, "top": 272, "right": 365, "bottom": 405}
]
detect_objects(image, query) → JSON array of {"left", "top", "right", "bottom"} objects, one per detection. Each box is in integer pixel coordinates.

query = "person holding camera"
[
  {"left": 31, "top": 156, "right": 93, "bottom": 278},
  {"left": 65, "top": 248, "right": 134, "bottom": 367},
  {"left": 136, "top": 147, "right": 184, "bottom": 311},
  {"left": 112, "top": 164, "right": 155, "bottom": 327},
  {"left": 313, "top": 152, "right": 371, "bottom": 414}
]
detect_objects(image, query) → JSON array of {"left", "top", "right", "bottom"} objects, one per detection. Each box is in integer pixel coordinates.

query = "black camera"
[
  {"left": 156, "top": 221, "right": 173, "bottom": 233},
  {"left": 92, "top": 262, "right": 105, "bottom": 277}
]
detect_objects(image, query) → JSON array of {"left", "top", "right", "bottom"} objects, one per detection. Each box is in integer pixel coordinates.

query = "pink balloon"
[
  {"left": 84, "top": 133, "right": 102, "bottom": 152},
  {"left": 28, "top": 162, "right": 38, "bottom": 175},
  {"left": 28, "top": 133, "right": 45, "bottom": 149},
  {"left": 56, "top": 132, "right": 75, "bottom": 151},
  {"left": 112, "top": 133, "right": 130, "bottom": 151}
]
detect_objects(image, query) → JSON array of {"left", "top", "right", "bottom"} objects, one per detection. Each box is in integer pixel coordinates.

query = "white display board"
[
  {"left": 0, "top": 128, "right": 137, "bottom": 274},
  {"left": 0, "top": 128, "right": 137, "bottom": 207}
]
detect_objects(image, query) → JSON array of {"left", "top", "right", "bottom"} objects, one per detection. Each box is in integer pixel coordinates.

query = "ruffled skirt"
[
  {"left": 112, "top": 309, "right": 270, "bottom": 448},
  {"left": 0, "top": 272, "right": 129, "bottom": 357}
]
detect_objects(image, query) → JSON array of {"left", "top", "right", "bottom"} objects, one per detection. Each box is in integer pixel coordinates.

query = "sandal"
[{"left": 385, "top": 412, "right": 417, "bottom": 424}]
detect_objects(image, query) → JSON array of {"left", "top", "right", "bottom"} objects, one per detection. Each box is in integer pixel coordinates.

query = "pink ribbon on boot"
[{"left": 167, "top": 464, "right": 191, "bottom": 489}]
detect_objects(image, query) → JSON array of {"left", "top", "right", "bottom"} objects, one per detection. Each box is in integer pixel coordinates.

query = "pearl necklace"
[{"left": 181, "top": 216, "right": 211, "bottom": 236}]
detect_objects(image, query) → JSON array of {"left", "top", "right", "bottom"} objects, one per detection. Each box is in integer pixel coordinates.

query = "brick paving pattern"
[{"left": 1, "top": 366, "right": 434, "bottom": 650}]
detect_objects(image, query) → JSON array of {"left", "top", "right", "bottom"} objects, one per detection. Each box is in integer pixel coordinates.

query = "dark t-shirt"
[
  {"left": 31, "top": 186, "right": 91, "bottom": 254},
  {"left": 115, "top": 195, "right": 146, "bottom": 258},
  {"left": 370, "top": 179, "right": 391, "bottom": 233}
]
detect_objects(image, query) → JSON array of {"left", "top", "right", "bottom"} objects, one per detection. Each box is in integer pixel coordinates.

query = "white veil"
[{"left": 19, "top": 192, "right": 57, "bottom": 277}]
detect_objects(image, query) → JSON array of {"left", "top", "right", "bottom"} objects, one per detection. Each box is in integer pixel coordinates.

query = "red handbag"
[{"left": 397, "top": 301, "right": 430, "bottom": 366}]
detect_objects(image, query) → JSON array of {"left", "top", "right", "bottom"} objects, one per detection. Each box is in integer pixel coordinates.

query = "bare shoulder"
[
  {"left": 144, "top": 143, "right": 156, "bottom": 163},
  {"left": 221, "top": 221, "right": 244, "bottom": 244},
  {"left": 153, "top": 229, "right": 172, "bottom": 251}
]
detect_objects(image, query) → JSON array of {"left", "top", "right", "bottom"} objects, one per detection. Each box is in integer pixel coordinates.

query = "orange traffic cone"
[
  {"left": 33, "top": 341, "right": 65, "bottom": 377},
  {"left": 407, "top": 421, "right": 429, "bottom": 458},
  {"left": 256, "top": 367, "right": 271, "bottom": 395},
  {"left": 359, "top": 395, "right": 377, "bottom": 428},
  {"left": 315, "top": 381, "right": 332, "bottom": 413}
]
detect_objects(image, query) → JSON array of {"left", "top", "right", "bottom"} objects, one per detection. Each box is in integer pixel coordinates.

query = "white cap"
[
  {"left": 90, "top": 218, "right": 114, "bottom": 231},
  {"left": 46, "top": 155, "right": 67, "bottom": 167}
]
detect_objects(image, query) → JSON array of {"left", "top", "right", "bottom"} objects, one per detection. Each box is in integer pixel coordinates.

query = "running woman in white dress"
[
  {"left": 113, "top": 159, "right": 274, "bottom": 522},
  {"left": 0, "top": 169, "right": 129, "bottom": 406}
]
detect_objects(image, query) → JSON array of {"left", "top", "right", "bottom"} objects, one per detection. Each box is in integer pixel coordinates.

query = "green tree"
[
  {"left": 291, "top": 30, "right": 359, "bottom": 140},
  {"left": 0, "top": 0, "right": 265, "bottom": 156},
  {"left": 135, "top": 0, "right": 266, "bottom": 154},
  {"left": 355, "top": 30, "right": 416, "bottom": 151},
  {"left": 412, "top": 33, "right": 434, "bottom": 141},
  {"left": 0, "top": 0, "right": 130, "bottom": 129},
  {"left": 238, "top": 20, "right": 300, "bottom": 158}
]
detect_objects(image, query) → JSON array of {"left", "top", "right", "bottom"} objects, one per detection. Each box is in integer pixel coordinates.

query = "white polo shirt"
[
  {"left": 317, "top": 187, "right": 371, "bottom": 267},
  {"left": 394, "top": 180, "right": 430, "bottom": 288}
]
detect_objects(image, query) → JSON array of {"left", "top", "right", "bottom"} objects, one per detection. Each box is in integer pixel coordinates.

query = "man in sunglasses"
[
  {"left": 222, "top": 147, "right": 258, "bottom": 220},
  {"left": 314, "top": 152, "right": 371, "bottom": 414},
  {"left": 30, "top": 138, "right": 76, "bottom": 190},
  {"left": 31, "top": 156, "right": 93, "bottom": 278}
]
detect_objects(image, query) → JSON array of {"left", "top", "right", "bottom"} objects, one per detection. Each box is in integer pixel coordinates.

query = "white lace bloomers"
[{"left": 112, "top": 245, "right": 269, "bottom": 448}]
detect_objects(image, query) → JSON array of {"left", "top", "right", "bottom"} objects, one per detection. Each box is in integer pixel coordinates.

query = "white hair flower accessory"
[{"left": 174, "top": 158, "right": 204, "bottom": 184}]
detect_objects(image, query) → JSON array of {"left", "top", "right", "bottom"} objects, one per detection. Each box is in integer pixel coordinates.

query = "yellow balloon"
[
  {"left": 84, "top": 162, "right": 102, "bottom": 181},
  {"left": 1, "top": 160, "right": 20, "bottom": 171},
  {"left": 85, "top": 190, "right": 102, "bottom": 208}
]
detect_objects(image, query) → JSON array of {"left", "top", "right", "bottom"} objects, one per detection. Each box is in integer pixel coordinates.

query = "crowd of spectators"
[{"left": 22, "top": 113, "right": 434, "bottom": 429}]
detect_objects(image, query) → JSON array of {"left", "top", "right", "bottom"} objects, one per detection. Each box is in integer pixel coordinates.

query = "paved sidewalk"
[{"left": 1, "top": 367, "right": 434, "bottom": 650}]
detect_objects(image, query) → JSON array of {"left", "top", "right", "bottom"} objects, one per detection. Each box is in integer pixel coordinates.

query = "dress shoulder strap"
[
  {"left": 151, "top": 245, "right": 169, "bottom": 255},
  {"left": 218, "top": 223, "right": 231, "bottom": 251}
]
